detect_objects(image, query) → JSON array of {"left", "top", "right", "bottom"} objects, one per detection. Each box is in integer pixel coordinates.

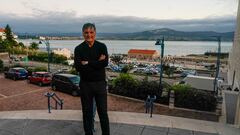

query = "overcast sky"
[{"left": 0, "top": 0, "right": 238, "bottom": 33}]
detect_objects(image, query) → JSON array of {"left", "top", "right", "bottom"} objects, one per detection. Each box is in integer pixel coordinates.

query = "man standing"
[{"left": 74, "top": 23, "right": 110, "bottom": 135}]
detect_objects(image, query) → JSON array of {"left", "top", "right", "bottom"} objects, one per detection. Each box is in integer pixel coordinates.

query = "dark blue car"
[{"left": 4, "top": 67, "right": 28, "bottom": 81}]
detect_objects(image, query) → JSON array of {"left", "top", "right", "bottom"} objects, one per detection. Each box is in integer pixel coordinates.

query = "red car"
[{"left": 28, "top": 72, "right": 52, "bottom": 86}]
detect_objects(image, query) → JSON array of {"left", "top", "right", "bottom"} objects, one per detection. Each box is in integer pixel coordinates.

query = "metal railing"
[{"left": 45, "top": 92, "right": 64, "bottom": 113}]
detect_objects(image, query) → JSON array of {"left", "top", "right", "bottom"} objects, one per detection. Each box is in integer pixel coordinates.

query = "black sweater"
[{"left": 74, "top": 40, "right": 108, "bottom": 82}]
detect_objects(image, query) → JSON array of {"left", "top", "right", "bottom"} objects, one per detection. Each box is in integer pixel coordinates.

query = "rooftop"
[
  {"left": 128, "top": 49, "right": 157, "bottom": 55},
  {"left": 0, "top": 28, "right": 5, "bottom": 32},
  {"left": 55, "top": 73, "right": 78, "bottom": 78}
]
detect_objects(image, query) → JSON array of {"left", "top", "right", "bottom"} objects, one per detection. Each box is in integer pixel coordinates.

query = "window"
[
  {"left": 69, "top": 76, "right": 80, "bottom": 84},
  {"left": 18, "top": 69, "right": 27, "bottom": 73},
  {"left": 37, "top": 74, "right": 44, "bottom": 77},
  {"left": 44, "top": 74, "right": 51, "bottom": 78}
]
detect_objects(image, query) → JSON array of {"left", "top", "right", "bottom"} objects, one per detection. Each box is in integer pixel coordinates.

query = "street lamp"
[
  {"left": 213, "top": 36, "right": 221, "bottom": 94},
  {"left": 39, "top": 37, "right": 50, "bottom": 72},
  {"left": 155, "top": 37, "right": 165, "bottom": 92}
]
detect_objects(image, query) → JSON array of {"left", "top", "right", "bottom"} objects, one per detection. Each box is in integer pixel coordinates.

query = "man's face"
[{"left": 82, "top": 27, "right": 96, "bottom": 44}]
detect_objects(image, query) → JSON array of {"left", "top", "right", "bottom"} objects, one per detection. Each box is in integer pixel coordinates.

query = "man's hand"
[
  {"left": 98, "top": 54, "right": 106, "bottom": 61},
  {"left": 81, "top": 61, "right": 88, "bottom": 65}
]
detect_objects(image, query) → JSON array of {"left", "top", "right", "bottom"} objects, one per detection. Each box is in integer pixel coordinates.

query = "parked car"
[
  {"left": 180, "top": 70, "right": 197, "bottom": 77},
  {"left": 179, "top": 75, "right": 223, "bottom": 92},
  {"left": 4, "top": 67, "right": 28, "bottom": 80},
  {"left": 144, "top": 68, "right": 158, "bottom": 75},
  {"left": 51, "top": 73, "right": 80, "bottom": 96},
  {"left": 27, "top": 72, "right": 52, "bottom": 86},
  {"left": 133, "top": 68, "right": 145, "bottom": 74}
]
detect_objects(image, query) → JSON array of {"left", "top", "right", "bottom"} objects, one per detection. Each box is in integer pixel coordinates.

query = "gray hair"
[{"left": 82, "top": 23, "right": 96, "bottom": 31}]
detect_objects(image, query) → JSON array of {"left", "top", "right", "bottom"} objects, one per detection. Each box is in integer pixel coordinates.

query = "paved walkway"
[{"left": 0, "top": 110, "right": 239, "bottom": 135}]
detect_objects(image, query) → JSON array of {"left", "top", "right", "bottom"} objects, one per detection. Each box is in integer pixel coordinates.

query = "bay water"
[{"left": 19, "top": 39, "right": 232, "bottom": 56}]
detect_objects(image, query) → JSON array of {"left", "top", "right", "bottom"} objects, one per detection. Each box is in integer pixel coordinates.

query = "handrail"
[{"left": 45, "top": 92, "right": 64, "bottom": 113}]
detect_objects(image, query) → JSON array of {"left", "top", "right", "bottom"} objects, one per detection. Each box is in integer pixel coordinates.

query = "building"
[
  {"left": 227, "top": 1, "right": 240, "bottom": 127},
  {"left": 0, "top": 28, "right": 18, "bottom": 40},
  {"left": 52, "top": 48, "right": 71, "bottom": 59},
  {"left": 0, "top": 28, "right": 6, "bottom": 40},
  {"left": 128, "top": 49, "right": 160, "bottom": 60}
]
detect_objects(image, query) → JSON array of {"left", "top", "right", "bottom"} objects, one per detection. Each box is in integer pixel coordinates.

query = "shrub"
[
  {"left": 171, "top": 84, "right": 192, "bottom": 92},
  {"left": 136, "top": 79, "right": 160, "bottom": 99},
  {"left": 69, "top": 68, "right": 78, "bottom": 75},
  {"left": 110, "top": 73, "right": 171, "bottom": 105},
  {"left": 121, "top": 65, "right": 134, "bottom": 73},
  {"left": 13, "top": 63, "right": 22, "bottom": 67},
  {"left": 172, "top": 84, "right": 217, "bottom": 111},
  {"left": 158, "top": 82, "right": 172, "bottom": 105},
  {"left": 3, "top": 66, "right": 9, "bottom": 71},
  {"left": 28, "top": 52, "right": 67, "bottom": 64},
  {"left": 53, "top": 53, "right": 68, "bottom": 64},
  {"left": 112, "top": 73, "right": 138, "bottom": 96},
  {"left": 33, "top": 67, "right": 47, "bottom": 72},
  {"left": 0, "top": 59, "right": 3, "bottom": 72},
  {"left": 24, "top": 66, "right": 47, "bottom": 76}
]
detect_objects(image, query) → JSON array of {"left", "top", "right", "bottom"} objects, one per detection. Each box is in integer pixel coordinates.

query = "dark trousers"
[{"left": 80, "top": 81, "right": 110, "bottom": 135}]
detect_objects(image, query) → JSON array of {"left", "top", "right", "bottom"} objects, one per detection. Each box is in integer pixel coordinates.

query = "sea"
[{"left": 19, "top": 39, "right": 233, "bottom": 56}]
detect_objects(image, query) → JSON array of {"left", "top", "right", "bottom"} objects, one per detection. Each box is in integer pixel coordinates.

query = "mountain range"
[{"left": 18, "top": 28, "right": 234, "bottom": 41}]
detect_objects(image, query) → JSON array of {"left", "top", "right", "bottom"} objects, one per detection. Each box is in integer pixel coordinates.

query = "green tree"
[
  {"left": 121, "top": 64, "right": 133, "bottom": 73},
  {"left": 163, "top": 64, "right": 174, "bottom": 78},
  {"left": 29, "top": 42, "right": 39, "bottom": 50},
  {"left": 0, "top": 59, "right": 3, "bottom": 72},
  {"left": 4, "top": 24, "right": 17, "bottom": 47},
  {"left": 0, "top": 37, "right": 4, "bottom": 51},
  {"left": 110, "top": 55, "right": 123, "bottom": 65},
  {"left": 5, "top": 25, "right": 14, "bottom": 42},
  {"left": 18, "top": 42, "right": 25, "bottom": 48},
  {"left": 113, "top": 73, "right": 138, "bottom": 96}
]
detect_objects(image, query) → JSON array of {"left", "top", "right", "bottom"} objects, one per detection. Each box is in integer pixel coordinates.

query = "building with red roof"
[
  {"left": 0, "top": 28, "right": 5, "bottom": 32},
  {"left": 0, "top": 28, "right": 6, "bottom": 40},
  {"left": 128, "top": 49, "right": 160, "bottom": 60},
  {"left": 0, "top": 28, "right": 18, "bottom": 40}
]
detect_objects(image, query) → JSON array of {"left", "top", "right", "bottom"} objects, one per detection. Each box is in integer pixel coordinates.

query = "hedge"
[
  {"left": 0, "top": 59, "right": 3, "bottom": 72},
  {"left": 109, "top": 74, "right": 171, "bottom": 105},
  {"left": 172, "top": 84, "right": 217, "bottom": 111},
  {"left": 28, "top": 52, "right": 67, "bottom": 64}
]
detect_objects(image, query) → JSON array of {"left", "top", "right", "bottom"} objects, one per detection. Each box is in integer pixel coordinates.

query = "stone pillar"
[{"left": 169, "top": 90, "right": 175, "bottom": 109}]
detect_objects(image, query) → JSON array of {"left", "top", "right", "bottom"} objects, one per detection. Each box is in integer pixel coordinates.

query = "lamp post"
[
  {"left": 39, "top": 37, "right": 50, "bottom": 72},
  {"left": 155, "top": 37, "right": 165, "bottom": 92},
  {"left": 213, "top": 36, "right": 221, "bottom": 94}
]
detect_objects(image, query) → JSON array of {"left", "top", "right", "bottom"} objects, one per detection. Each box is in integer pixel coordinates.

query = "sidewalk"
[{"left": 0, "top": 110, "right": 239, "bottom": 135}]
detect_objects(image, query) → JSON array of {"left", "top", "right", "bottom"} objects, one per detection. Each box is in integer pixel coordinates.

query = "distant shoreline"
[
  {"left": 18, "top": 38, "right": 234, "bottom": 42},
  {"left": 17, "top": 28, "right": 234, "bottom": 41}
]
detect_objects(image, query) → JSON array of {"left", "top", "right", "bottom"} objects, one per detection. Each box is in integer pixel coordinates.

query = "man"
[{"left": 74, "top": 23, "right": 110, "bottom": 135}]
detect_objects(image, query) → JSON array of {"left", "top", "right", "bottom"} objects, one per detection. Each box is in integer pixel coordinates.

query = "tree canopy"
[
  {"left": 110, "top": 55, "right": 123, "bottom": 65},
  {"left": 29, "top": 42, "right": 39, "bottom": 50},
  {"left": 5, "top": 25, "right": 17, "bottom": 46}
]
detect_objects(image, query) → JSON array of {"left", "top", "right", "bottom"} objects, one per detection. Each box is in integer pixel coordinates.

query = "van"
[
  {"left": 51, "top": 73, "right": 80, "bottom": 96},
  {"left": 179, "top": 75, "right": 223, "bottom": 91}
]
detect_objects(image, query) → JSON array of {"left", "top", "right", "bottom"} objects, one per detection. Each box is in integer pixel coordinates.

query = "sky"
[{"left": 0, "top": 0, "right": 238, "bottom": 33}]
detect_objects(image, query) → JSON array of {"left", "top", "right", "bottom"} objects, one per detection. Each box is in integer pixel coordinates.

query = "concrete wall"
[
  {"left": 236, "top": 94, "right": 240, "bottom": 127},
  {"left": 228, "top": 1, "right": 240, "bottom": 90},
  {"left": 228, "top": 1, "right": 240, "bottom": 126}
]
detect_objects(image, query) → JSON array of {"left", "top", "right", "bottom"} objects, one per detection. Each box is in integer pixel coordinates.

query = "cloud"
[{"left": 0, "top": 10, "right": 236, "bottom": 34}]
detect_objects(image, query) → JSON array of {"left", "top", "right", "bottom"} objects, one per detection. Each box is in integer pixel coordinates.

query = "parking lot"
[
  {"left": 0, "top": 74, "right": 79, "bottom": 111},
  {"left": 0, "top": 73, "right": 147, "bottom": 112},
  {"left": 0, "top": 73, "right": 219, "bottom": 121}
]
